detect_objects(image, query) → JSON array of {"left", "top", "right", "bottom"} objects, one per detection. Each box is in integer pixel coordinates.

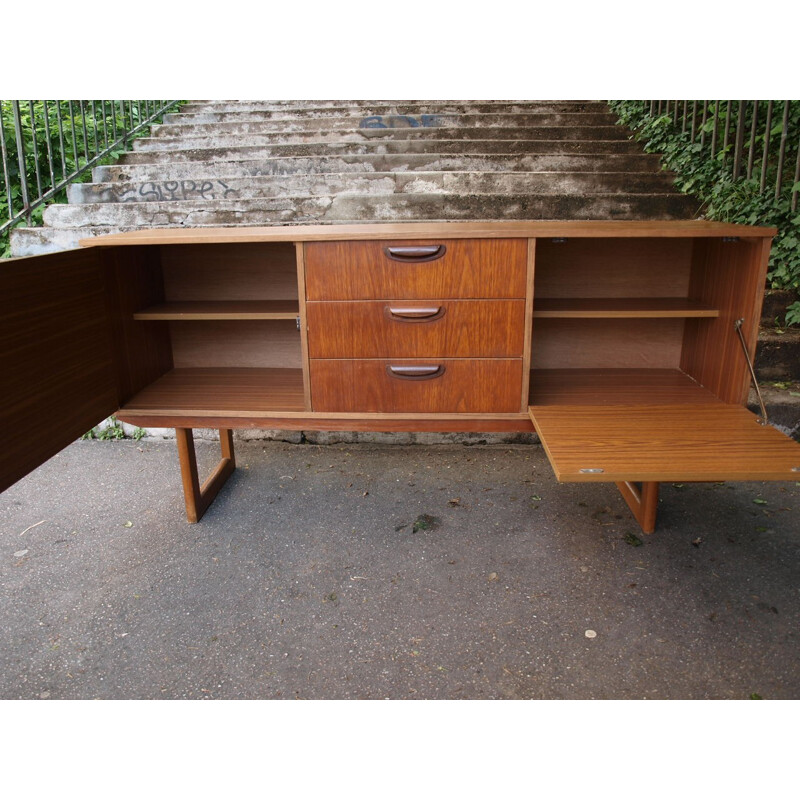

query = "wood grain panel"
[
  {"left": 160, "top": 242, "right": 298, "bottom": 301},
  {"left": 296, "top": 242, "right": 312, "bottom": 411},
  {"left": 310, "top": 359, "right": 523, "bottom": 413},
  {"left": 120, "top": 368, "right": 306, "bottom": 413},
  {"left": 105, "top": 245, "right": 173, "bottom": 403},
  {"left": 117, "top": 411, "right": 535, "bottom": 432},
  {"left": 169, "top": 321, "right": 302, "bottom": 368},
  {"left": 134, "top": 300, "right": 299, "bottom": 320},
  {"left": 306, "top": 300, "right": 525, "bottom": 358},
  {"left": 529, "top": 369, "right": 720, "bottom": 406},
  {"left": 534, "top": 238, "right": 694, "bottom": 298},
  {"left": 531, "top": 319, "right": 685, "bottom": 370},
  {"left": 1, "top": 249, "right": 121, "bottom": 492},
  {"left": 681, "top": 237, "right": 772, "bottom": 404},
  {"left": 520, "top": 238, "right": 536, "bottom": 412},
  {"left": 533, "top": 298, "right": 718, "bottom": 318},
  {"left": 529, "top": 403, "right": 800, "bottom": 482},
  {"left": 304, "top": 239, "right": 527, "bottom": 300},
  {"left": 81, "top": 220, "right": 777, "bottom": 249}
]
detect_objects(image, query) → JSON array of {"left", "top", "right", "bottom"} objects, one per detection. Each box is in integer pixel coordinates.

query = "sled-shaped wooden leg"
[
  {"left": 616, "top": 480, "right": 659, "bottom": 534},
  {"left": 175, "top": 428, "right": 236, "bottom": 523}
]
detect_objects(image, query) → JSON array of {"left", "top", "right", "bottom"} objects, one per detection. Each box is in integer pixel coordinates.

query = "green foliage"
[
  {"left": 608, "top": 101, "right": 800, "bottom": 325},
  {"left": 1, "top": 100, "right": 180, "bottom": 257},
  {"left": 81, "top": 416, "right": 147, "bottom": 441}
]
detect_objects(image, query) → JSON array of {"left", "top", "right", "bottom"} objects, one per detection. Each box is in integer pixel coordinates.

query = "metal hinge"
[{"left": 296, "top": 316, "right": 301, "bottom": 331}]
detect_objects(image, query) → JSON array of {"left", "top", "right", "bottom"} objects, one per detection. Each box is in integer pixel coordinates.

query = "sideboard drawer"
[
  {"left": 306, "top": 299, "right": 525, "bottom": 358},
  {"left": 310, "top": 358, "right": 523, "bottom": 413},
  {"left": 304, "top": 239, "right": 528, "bottom": 300}
]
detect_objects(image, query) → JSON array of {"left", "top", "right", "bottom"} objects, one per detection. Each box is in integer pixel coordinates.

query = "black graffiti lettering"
[
  {"left": 162, "top": 181, "right": 180, "bottom": 201},
  {"left": 197, "top": 181, "right": 215, "bottom": 199},
  {"left": 138, "top": 182, "right": 163, "bottom": 202},
  {"left": 218, "top": 180, "right": 238, "bottom": 199},
  {"left": 113, "top": 187, "right": 138, "bottom": 202}
]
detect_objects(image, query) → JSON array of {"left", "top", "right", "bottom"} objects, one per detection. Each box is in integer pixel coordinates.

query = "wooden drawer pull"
[
  {"left": 384, "top": 245, "right": 446, "bottom": 262},
  {"left": 384, "top": 305, "right": 445, "bottom": 322},
  {"left": 386, "top": 364, "right": 446, "bottom": 380}
]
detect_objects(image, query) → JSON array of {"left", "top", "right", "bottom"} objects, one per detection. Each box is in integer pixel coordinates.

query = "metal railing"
[
  {"left": 643, "top": 100, "right": 800, "bottom": 211},
  {"left": 0, "top": 100, "right": 181, "bottom": 236}
]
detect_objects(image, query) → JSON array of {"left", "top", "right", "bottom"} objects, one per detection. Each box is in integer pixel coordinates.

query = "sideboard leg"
[
  {"left": 175, "top": 428, "right": 236, "bottom": 523},
  {"left": 615, "top": 480, "right": 660, "bottom": 534}
]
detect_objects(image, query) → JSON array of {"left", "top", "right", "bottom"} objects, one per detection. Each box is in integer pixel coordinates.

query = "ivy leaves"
[{"left": 608, "top": 101, "right": 800, "bottom": 326}]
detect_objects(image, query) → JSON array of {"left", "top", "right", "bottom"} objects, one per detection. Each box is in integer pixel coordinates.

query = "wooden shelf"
[
  {"left": 121, "top": 368, "right": 306, "bottom": 414},
  {"left": 133, "top": 301, "right": 299, "bottom": 321},
  {"left": 529, "top": 368, "right": 721, "bottom": 406},
  {"left": 533, "top": 298, "right": 719, "bottom": 319}
]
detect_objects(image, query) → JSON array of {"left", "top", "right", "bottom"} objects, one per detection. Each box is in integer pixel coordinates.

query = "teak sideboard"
[{"left": 3, "top": 221, "right": 799, "bottom": 533}]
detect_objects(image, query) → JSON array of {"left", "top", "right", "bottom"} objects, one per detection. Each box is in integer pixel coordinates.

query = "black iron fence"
[
  {"left": 643, "top": 100, "right": 799, "bottom": 211},
  {"left": 0, "top": 100, "right": 181, "bottom": 237}
]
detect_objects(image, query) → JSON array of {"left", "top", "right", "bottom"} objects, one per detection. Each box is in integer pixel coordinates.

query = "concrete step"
[
  {"left": 9, "top": 225, "right": 129, "bottom": 256},
  {"left": 95, "top": 153, "right": 665, "bottom": 182},
  {"left": 160, "top": 112, "right": 622, "bottom": 130},
  {"left": 170, "top": 106, "right": 618, "bottom": 123},
  {"left": 130, "top": 136, "right": 638, "bottom": 161},
  {"left": 118, "top": 139, "right": 641, "bottom": 166},
  {"left": 69, "top": 171, "right": 676, "bottom": 205},
  {"left": 142, "top": 128, "right": 631, "bottom": 150},
  {"left": 179, "top": 101, "right": 610, "bottom": 114},
  {"left": 41, "top": 193, "right": 698, "bottom": 228},
  {"left": 137, "top": 137, "right": 638, "bottom": 159},
  {"left": 761, "top": 289, "right": 799, "bottom": 325},
  {"left": 755, "top": 329, "right": 800, "bottom": 381},
  {"left": 146, "top": 126, "right": 640, "bottom": 148}
]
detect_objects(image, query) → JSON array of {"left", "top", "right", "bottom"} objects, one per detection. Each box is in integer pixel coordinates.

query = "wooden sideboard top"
[{"left": 80, "top": 220, "right": 778, "bottom": 248}]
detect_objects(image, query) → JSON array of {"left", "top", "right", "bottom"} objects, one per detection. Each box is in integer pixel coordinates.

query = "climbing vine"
[{"left": 608, "top": 101, "right": 800, "bottom": 325}]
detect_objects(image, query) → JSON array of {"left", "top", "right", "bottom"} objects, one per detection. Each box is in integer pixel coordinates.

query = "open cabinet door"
[
  {"left": 529, "top": 402, "right": 800, "bottom": 483},
  {"left": 1, "top": 248, "right": 126, "bottom": 493}
]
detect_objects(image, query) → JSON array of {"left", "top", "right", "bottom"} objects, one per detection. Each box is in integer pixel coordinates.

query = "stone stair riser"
[
  {"left": 42, "top": 193, "right": 698, "bottom": 228},
  {"left": 69, "top": 171, "right": 675, "bottom": 204},
  {"left": 179, "top": 101, "right": 610, "bottom": 114},
  {"left": 141, "top": 128, "right": 631, "bottom": 150},
  {"left": 169, "top": 107, "right": 619, "bottom": 122},
  {"left": 94, "top": 153, "right": 665, "bottom": 183},
  {"left": 118, "top": 141, "right": 646, "bottom": 165},
  {"left": 136, "top": 139, "right": 642, "bottom": 158},
  {"left": 161, "top": 113, "right": 623, "bottom": 130},
  {"left": 146, "top": 127, "right": 641, "bottom": 147}
]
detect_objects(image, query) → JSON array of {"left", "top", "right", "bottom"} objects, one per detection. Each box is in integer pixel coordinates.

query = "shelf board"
[
  {"left": 121, "top": 368, "right": 307, "bottom": 414},
  {"left": 133, "top": 301, "right": 299, "bottom": 321},
  {"left": 529, "top": 368, "right": 721, "bottom": 406},
  {"left": 533, "top": 298, "right": 719, "bottom": 319}
]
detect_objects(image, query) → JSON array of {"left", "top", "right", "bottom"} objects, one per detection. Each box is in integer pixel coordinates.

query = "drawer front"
[
  {"left": 304, "top": 239, "right": 528, "bottom": 300},
  {"left": 306, "top": 299, "right": 525, "bottom": 358},
  {"left": 310, "top": 359, "right": 523, "bottom": 413}
]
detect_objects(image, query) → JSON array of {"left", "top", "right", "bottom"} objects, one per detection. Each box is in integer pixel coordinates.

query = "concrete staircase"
[{"left": 9, "top": 100, "right": 699, "bottom": 256}]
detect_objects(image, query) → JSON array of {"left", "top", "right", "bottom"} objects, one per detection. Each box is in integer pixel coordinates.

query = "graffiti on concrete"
[
  {"left": 359, "top": 115, "right": 445, "bottom": 129},
  {"left": 110, "top": 180, "right": 239, "bottom": 202}
]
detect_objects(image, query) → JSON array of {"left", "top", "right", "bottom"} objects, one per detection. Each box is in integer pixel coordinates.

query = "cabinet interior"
[
  {"left": 111, "top": 233, "right": 765, "bottom": 421},
  {"left": 528, "top": 236, "right": 762, "bottom": 408},
  {"left": 122, "top": 242, "right": 307, "bottom": 414}
]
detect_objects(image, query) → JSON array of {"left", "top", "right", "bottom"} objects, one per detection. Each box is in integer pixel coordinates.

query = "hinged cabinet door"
[
  {"left": 1, "top": 248, "right": 125, "bottom": 492},
  {"left": 529, "top": 402, "right": 800, "bottom": 483}
]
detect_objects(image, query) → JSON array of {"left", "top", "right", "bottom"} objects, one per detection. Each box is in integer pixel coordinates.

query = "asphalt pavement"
[{"left": 1, "top": 437, "right": 798, "bottom": 699}]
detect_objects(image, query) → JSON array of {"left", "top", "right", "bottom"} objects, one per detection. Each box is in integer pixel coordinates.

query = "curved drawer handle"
[
  {"left": 384, "top": 305, "right": 446, "bottom": 323},
  {"left": 386, "top": 364, "right": 446, "bottom": 381},
  {"left": 384, "top": 245, "right": 447, "bottom": 263}
]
